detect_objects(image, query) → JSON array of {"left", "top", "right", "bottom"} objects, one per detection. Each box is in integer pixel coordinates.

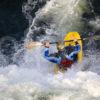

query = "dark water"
[
  {"left": 0, "top": 0, "right": 28, "bottom": 40},
  {"left": 0, "top": 0, "right": 46, "bottom": 58},
  {"left": 0, "top": 0, "right": 47, "bottom": 40},
  {"left": 0, "top": 0, "right": 99, "bottom": 40},
  {"left": 93, "top": 0, "right": 100, "bottom": 15}
]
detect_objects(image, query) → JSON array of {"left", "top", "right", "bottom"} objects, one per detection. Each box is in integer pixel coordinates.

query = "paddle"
[
  {"left": 25, "top": 35, "right": 100, "bottom": 49},
  {"left": 25, "top": 42, "right": 43, "bottom": 49}
]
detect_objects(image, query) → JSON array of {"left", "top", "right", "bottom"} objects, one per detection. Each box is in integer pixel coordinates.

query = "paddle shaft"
[{"left": 26, "top": 35, "right": 100, "bottom": 49}]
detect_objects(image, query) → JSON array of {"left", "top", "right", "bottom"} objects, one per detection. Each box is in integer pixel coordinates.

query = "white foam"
[{"left": 0, "top": 63, "right": 100, "bottom": 100}]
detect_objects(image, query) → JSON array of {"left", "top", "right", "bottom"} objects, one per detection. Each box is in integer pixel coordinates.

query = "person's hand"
[
  {"left": 42, "top": 40, "right": 50, "bottom": 48},
  {"left": 56, "top": 41, "right": 64, "bottom": 50}
]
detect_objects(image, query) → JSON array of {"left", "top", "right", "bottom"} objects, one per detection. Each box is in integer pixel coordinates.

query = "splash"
[
  {"left": 89, "top": 17, "right": 100, "bottom": 30},
  {"left": 0, "top": 64, "right": 100, "bottom": 100},
  {"left": 26, "top": 0, "right": 88, "bottom": 41},
  {"left": 0, "top": 0, "right": 100, "bottom": 100}
]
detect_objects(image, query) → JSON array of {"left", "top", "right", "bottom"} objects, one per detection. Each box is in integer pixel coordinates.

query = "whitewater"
[{"left": 0, "top": 0, "right": 100, "bottom": 100}]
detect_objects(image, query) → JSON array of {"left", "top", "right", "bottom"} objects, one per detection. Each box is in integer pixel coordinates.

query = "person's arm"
[
  {"left": 43, "top": 47, "right": 61, "bottom": 64},
  {"left": 66, "top": 44, "right": 81, "bottom": 61},
  {"left": 43, "top": 47, "right": 49, "bottom": 57},
  {"left": 74, "top": 44, "right": 81, "bottom": 52}
]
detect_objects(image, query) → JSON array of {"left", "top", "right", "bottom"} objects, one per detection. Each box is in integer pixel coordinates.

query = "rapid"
[{"left": 0, "top": 0, "right": 100, "bottom": 100}]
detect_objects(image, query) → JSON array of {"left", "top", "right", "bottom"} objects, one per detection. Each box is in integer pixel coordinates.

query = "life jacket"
[
  {"left": 64, "top": 45, "right": 74, "bottom": 55},
  {"left": 58, "top": 45, "right": 77, "bottom": 70},
  {"left": 59, "top": 58, "right": 74, "bottom": 70},
  {"left": 50, "top": 45, "right": 78, "bottom": 69},
  {"left": 49, "top": 50, "right": 66, "bottom": 59}
]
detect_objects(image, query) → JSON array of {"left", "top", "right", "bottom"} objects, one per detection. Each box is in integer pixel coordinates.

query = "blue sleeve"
[
  {"left": 74, "top": 44, "right": 81, "bottom": 52},
  {"left": 66, "top": 44, "right": 81, "bottom": 61},
  {"left": 43, "top": 48, "right": 49, "bottom": 57},
  {"left": 43, "top": 48, "right": 61, "bottom": 64}
]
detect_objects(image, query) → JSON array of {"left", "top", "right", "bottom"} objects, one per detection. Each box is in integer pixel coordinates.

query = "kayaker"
[{"left": 43, "top": 40, "right": 81, "bottom": 70}]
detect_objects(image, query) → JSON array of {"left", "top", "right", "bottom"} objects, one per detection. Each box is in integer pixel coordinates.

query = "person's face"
[{"left": 45, "top": 41, "right": 50, "bottom": 48}]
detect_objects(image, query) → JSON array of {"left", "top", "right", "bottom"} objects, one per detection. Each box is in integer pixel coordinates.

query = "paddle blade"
[{"left": 25, "top": 42, "right": 42, "bottom": 49}]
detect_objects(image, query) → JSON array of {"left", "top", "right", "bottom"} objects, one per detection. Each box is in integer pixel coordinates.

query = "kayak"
[
  {"left": 64, "top": 32, "right": 83, "bottom": 63},
  {"left": 54, "top": 32, "right": 83, "bottom": 74}
]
